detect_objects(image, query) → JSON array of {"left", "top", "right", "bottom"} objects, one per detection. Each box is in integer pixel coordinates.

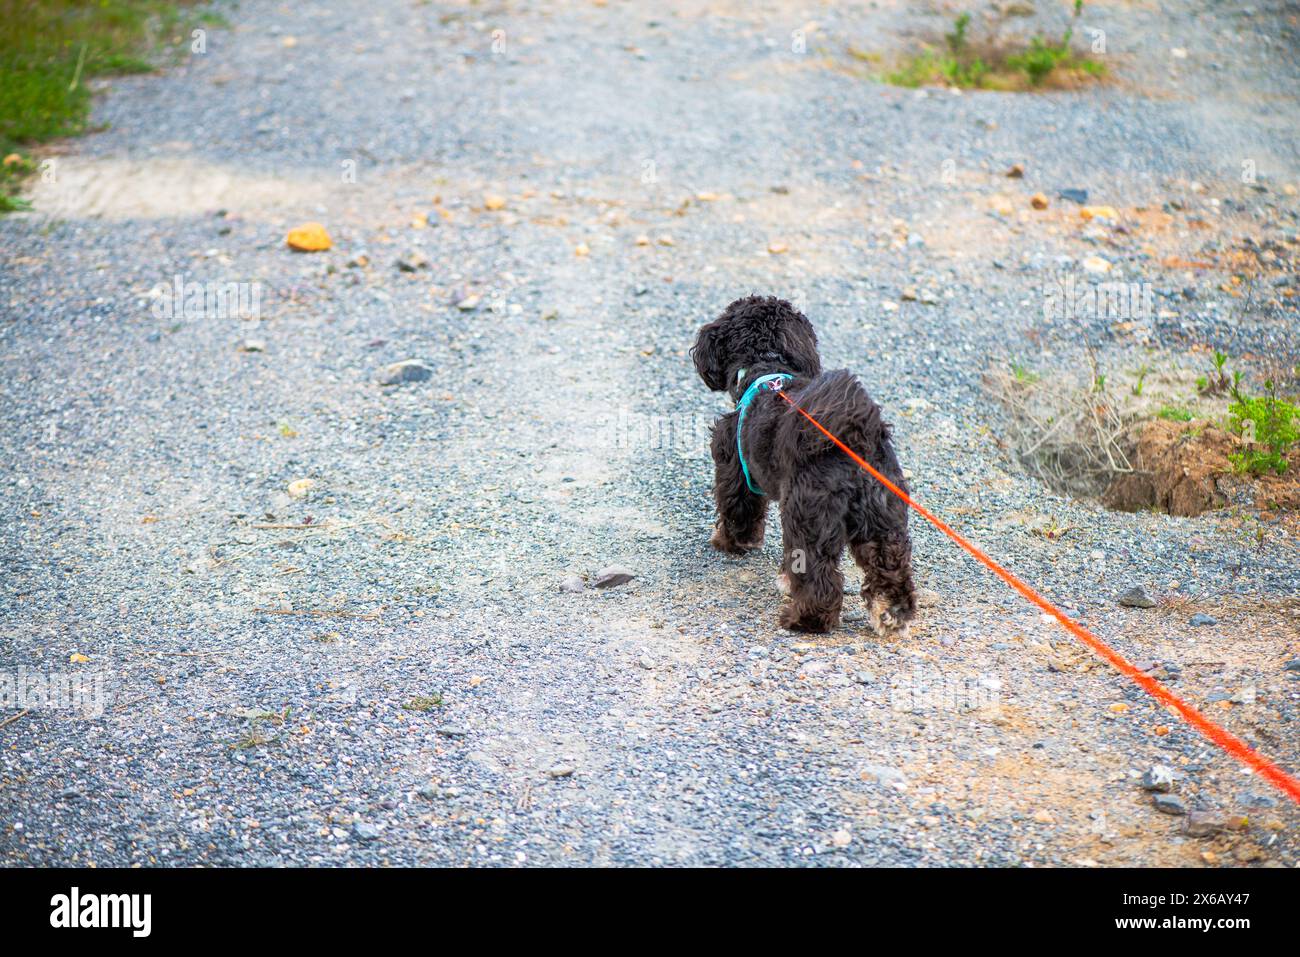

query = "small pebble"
[
  {"left": 1184, "top": 811, "right": 1233, "bottom": 837},
  {"left": 353, "top": 821, "right": 380, "bottom": 841},
  {"left": 1141, "top": 765, "right": 1176, "bottom": 793},
  {"left": 1152, "top": 793, "right": 1187, "bottom": 816},
  {"left": 916, "top": 587, "right": 942, "bottom": 608}
]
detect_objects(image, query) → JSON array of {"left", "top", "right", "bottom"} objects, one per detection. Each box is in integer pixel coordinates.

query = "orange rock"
[
  {"left": 287, "top": 478, "right": 315, "bottom": 498},
  {"left": 1080, "top": 205, "right": 1120, "bottom": 221},
  {"left": 286, "top": 222, "right": 332, "bottom": 252},
  {"left": 989, "top": 195, "right": 1016, "bottom": 216},
  {"left": 1030, "top": 193, "right": 1049, "bottom": 210}
]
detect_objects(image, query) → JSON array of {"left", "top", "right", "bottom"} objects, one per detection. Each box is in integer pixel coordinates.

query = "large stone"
[
  {"left": 379, "top": 359, "right": 434, "bottom": 385},
  {"left": 594, "top": 565, "right": 635, "bottom": 589},
  {"left": 1118, "top": 586, "right": 1157, "bottom": 608}
]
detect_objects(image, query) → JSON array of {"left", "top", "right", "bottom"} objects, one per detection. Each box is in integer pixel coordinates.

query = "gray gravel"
[{"left": 1, "top": 0, "right": 1298, "bottom": 867}]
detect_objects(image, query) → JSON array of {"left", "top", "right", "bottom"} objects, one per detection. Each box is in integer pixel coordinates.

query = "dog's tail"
[{"left": 785, "top": 369, "right": 889, "bottom": 460}]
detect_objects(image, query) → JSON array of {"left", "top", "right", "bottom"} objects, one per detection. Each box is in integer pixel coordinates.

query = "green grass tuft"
[
  {"left": 0, "top": 0, "right": 210, "bottom": 210},
  {"left": 402, "top": 694, "right": 445, "bottom": 712},
  {"left": 1010, "top": 361, "right": 1040, "bottom": 385},
  {"left": 880, "top": 4, "right": 1105, "bottom": 92},
  {"left": 1228, "top": 380, "right": 1298, "bottom": 476}
]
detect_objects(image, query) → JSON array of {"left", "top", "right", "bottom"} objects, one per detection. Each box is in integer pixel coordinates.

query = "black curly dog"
[{"left": 691, "top": 295, "right": 916, "bottom": 635}]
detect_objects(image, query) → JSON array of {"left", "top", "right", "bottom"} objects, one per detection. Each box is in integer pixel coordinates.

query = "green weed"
[
  {"left": 881, "top": 2, "right": 1104, "bottom": 91},
  {"left": 0, "top": 0, "right": 211, "bottom": 210},
  {"left": 402, "top": 694, "right": 444, "bottom": 712},
  {"left": 1228, "top": 378, "right": 1298, "bottom": 476},
  {"left": 1010, "top": 361, "right": 1040, "bottom": 385}
]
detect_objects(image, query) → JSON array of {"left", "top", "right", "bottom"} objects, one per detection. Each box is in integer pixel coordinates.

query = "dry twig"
[{"left": 985, "top": 368, "right": 1137, "bottom": 497}]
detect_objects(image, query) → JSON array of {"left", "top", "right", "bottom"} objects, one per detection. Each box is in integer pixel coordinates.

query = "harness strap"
[{"left": 735, "top": 373, "right": 793, "bottom": 495}]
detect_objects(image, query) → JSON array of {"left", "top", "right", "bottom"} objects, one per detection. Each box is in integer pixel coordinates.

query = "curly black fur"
[{"left": 691, "top": 295, "right": 916, "bottom": 635}]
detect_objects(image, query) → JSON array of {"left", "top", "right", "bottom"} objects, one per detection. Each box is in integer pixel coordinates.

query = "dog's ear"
[
  {"left": 691, "top": 321, "right": 729, "bottom": 391},
  {"left": 779, "top": 310, "right": 821, "bottom": 378}
]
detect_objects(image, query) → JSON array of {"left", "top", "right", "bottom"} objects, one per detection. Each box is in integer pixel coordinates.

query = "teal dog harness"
[{"left": 735, "top": 372, "right": 793, "bottom": 495}]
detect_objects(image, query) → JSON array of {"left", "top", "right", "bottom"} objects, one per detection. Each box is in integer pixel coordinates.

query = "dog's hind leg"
[
  {"left": 848, "top": 495, "right": 916, "bottom": 638},
  {"left": 777, "top": 475, "right": 845, "bottom": 633},
  {"left": 708, "top": 414, "right": 767, "bottom": 553}
]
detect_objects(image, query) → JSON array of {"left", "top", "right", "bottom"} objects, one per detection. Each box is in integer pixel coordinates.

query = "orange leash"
[{"left": 778, "top": 391, "right": 1300, "bottom": 804}]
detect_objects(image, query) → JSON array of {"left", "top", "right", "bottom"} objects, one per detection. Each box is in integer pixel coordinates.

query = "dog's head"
[{"left": 691, "top": 295, "right": 821, "bottom": 396}]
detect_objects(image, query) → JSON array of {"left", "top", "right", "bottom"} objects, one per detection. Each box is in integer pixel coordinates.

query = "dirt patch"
[
  {"left": 1103, "top": 419, "right": 1235, "bottom": 516},
  {"left": 1104, "top": 419, "right": 1300, "bottom": 515},
  {"left": 24, "top": 156, "right": 329, "bottom": 220}
]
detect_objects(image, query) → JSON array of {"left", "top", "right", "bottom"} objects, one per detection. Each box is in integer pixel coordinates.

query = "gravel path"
[{"left": 2, "top": 0, "right": 1298, "bottom": 867}]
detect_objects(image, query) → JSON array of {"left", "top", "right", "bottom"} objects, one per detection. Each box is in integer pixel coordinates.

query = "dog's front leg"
[{"left": 708, "top": 413, "right": 767, "bottom": 554}]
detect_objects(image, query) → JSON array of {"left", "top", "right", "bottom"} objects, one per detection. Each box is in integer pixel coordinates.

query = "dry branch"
[{"left": 985, "top": 369, "right": 1139, "bottom": 498}]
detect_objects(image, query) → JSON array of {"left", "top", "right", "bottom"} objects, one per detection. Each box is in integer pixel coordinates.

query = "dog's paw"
[
  {"left": 710, "top": 524, "right": 754, "bottom": 555},
  {"left": 867, "top": 595, "right": 914, "bottom": 639},
  {"left": 709, "top": 524, "right": 738, "bottom": 553},
  {"left": 775, "top": 572, "right": 793, "bottom": 595},
  {"left": 878, "top": 619, "right": 911, "bottom": 641},
  {"left": 779, "top": 604, "right": 836, "bottom": 633}
]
